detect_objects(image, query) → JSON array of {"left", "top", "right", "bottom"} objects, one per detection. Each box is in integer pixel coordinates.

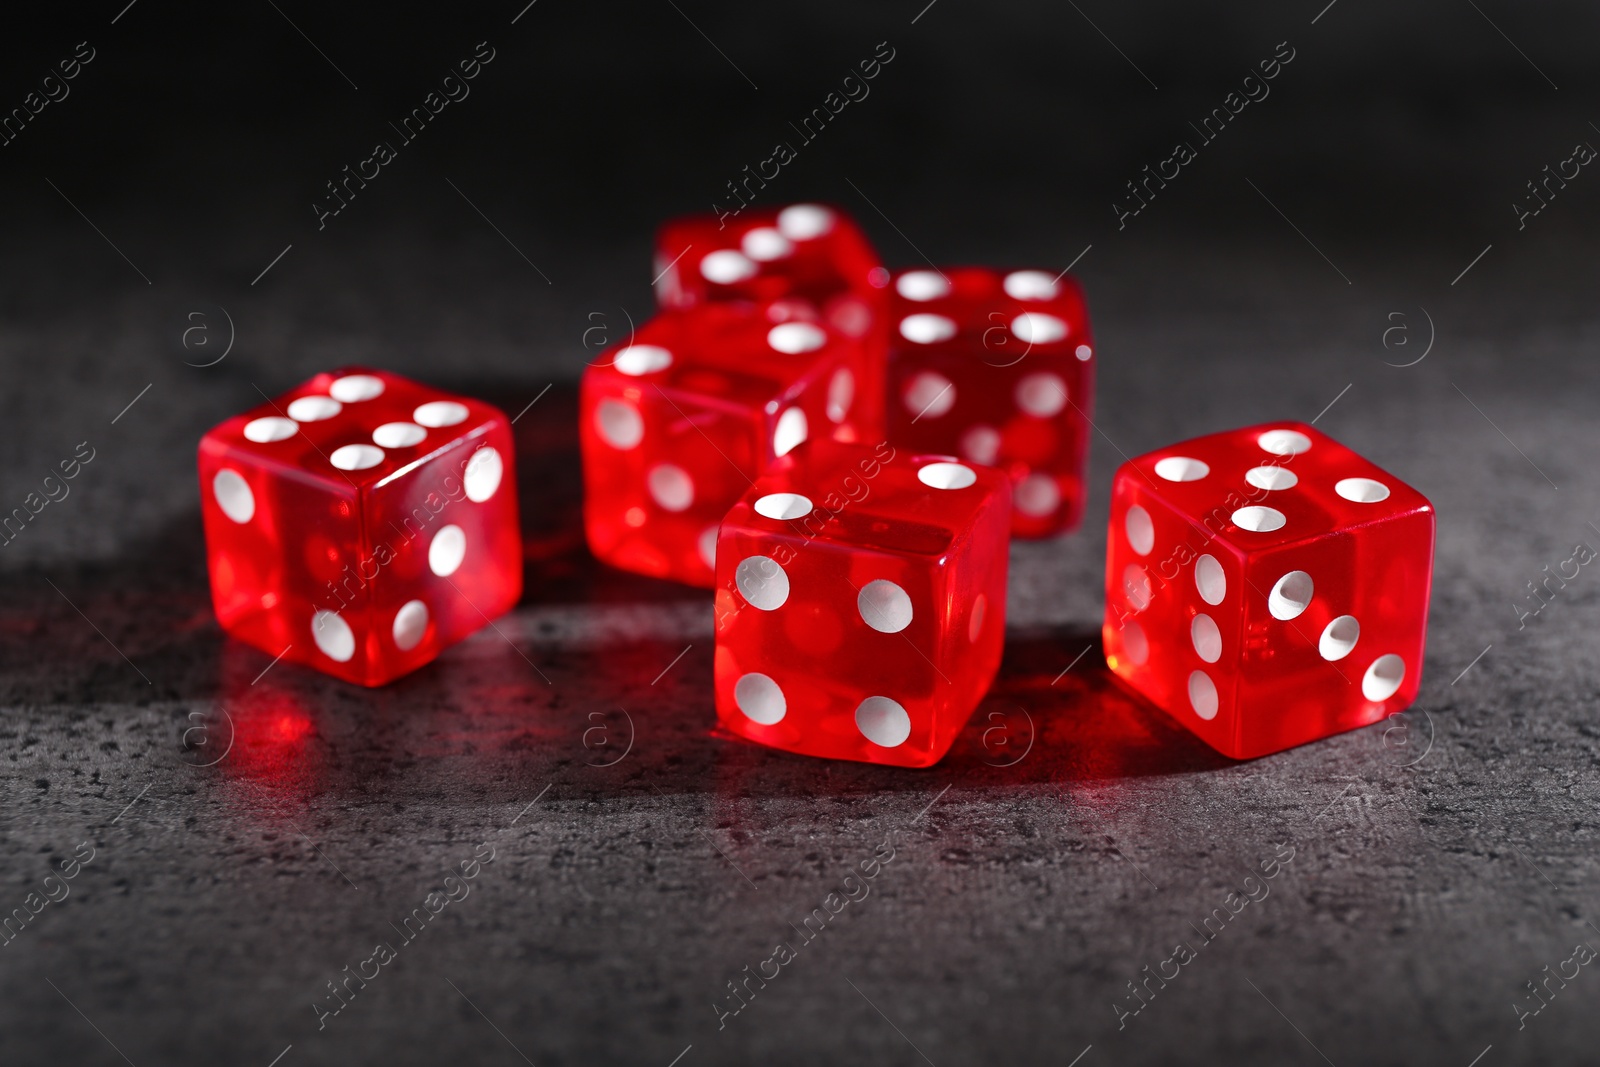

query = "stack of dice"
[{"left": 198, "top": 201, "right": 1434, "bottom": 766}]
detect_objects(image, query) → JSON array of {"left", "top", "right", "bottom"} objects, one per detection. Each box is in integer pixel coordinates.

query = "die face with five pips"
[
  {"left": 198, "top": 368, "right": 521, "bottom": 687},
  {"left": 712, "top": 439, "right": 1011, "bottom": 768},
  {"left": 1102, "top": 421, "right": 1434, "bottom": 759}
]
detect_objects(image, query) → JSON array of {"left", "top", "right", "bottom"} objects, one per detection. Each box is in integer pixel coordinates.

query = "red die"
[
  {"left": 885, "top": 267, "right": 1095, "bottom": 538},
  {"left": 198, "top": 369, "right": 521, "bottom": 686},
  {"left": 655, "top": 202, "right": 886, "bottom": 317},
  {"left": 581, "top": 302, "right": 879, "bottom": 587},
  {"left": 1101, "top": 421, "right": 1434, "bottom": 759},
  {"left": 713, "top": 440, "right": 1010, "bottom": 767}
]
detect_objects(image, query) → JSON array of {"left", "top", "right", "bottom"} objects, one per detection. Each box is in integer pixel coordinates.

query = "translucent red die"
[
  {"left": 885, "top": 267, "right": 1095, "bottom": 538},
  {"left": 1102, "top": 421, "right": 1434, "bottom": 759},
  {"left": 713, "top": 440, "right": 1010, "bottom": 767},
  {"left": 655, "top": 202, "right": 886, "bottom": 317},
  {"left": 581, "top": 302, "right": 879, "bottom": 587},
  {"left": 198, "top": 369, "right": 521, "bottom": 686}
]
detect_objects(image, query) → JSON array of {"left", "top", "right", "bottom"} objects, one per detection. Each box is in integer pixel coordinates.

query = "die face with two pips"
[
  {"left": 885, "top": 267, "right": 1094, "bottom": 538},
  {"left": 198, "top": 369, "right": 521, "bottom": 687},
  {"left": 580, "top": 301, "right": 876, "bottom": 588},
  {"left": 1102, "top": 421, "right": 1434, "bottom": 760},
  {"left": 713, "top": 440, "right": 1011, "bottom": 768}
]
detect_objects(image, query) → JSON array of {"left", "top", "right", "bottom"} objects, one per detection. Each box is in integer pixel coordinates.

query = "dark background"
[{"left": 2, "top": 2, "right": 1598, "bottom": 1065}]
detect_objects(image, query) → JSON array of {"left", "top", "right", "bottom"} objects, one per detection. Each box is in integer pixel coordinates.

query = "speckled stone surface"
[
  {"left": 4, "top": 233, "right": 1599, "bottom": 1066},
  {"left": 3, "top": 1, "right": 1600, "bottom": 1063}
]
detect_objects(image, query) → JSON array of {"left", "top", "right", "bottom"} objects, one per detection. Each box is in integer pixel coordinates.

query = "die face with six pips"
[{"left": 885, "top": 266, "right": 1095, "bottom": 539}]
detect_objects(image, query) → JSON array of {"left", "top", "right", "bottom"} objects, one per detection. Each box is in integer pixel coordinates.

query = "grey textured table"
[{"left": 3, "top": 1, "right": 1599, "bottom": 1064}]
